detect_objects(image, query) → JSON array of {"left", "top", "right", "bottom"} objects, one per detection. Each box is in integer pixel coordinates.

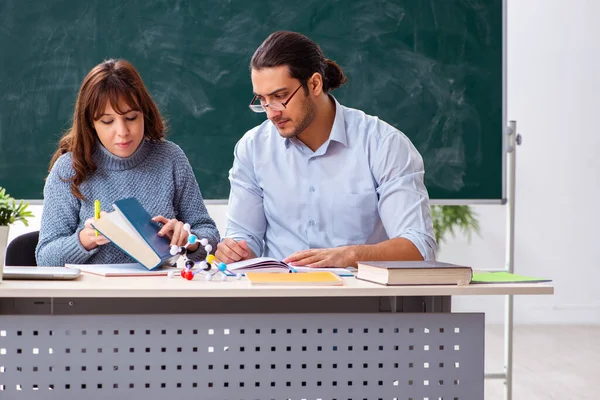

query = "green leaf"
[
  {"left": 0, "top": 186, "right": 33, "bottom": 227},
  {"left": 431, "top": 205, "right": 480, "bottom": 250}
]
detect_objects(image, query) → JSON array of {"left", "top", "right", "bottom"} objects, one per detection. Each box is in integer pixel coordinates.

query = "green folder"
[{"left": 471, "top": 272, "right": 552, "bottom": 284}]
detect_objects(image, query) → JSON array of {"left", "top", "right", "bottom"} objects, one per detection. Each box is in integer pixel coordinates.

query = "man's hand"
[
  {"left": 283, "top": 247, "right": 354, "bottom": 268},
  {"left": 152, "top": 216, "right": 199, "bottom": 252},
  {"left": 79, "top": 215, "right": 110, "bottom": 251},
  {"left": 215, "top": 238, "right": 253, "bottom": 264}
]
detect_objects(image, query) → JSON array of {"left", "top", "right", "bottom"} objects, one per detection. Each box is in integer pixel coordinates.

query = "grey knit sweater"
[{"left": 36, "top": 139, "right": 220, "bottom": 266}]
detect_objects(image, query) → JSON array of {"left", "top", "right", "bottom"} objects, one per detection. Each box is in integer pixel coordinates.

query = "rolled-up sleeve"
[{"left": 373, "top": 131, "right": 437, "bottom": 260}]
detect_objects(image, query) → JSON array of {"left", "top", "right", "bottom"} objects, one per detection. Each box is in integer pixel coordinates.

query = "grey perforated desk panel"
[{"left": 0, "top": 273, "right": 553, "bottom": 400}]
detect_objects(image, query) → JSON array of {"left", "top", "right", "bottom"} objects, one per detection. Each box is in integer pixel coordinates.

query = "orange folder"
[{"left": 245, "top": 271, "right": 344, "bottom": 286}]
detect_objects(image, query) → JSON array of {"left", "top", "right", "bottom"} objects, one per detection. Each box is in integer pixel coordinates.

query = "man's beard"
[{"left": 275, "top": 97, "right": 316, "bottom": 139}]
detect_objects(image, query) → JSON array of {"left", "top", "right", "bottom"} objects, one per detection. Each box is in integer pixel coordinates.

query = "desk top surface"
[{"left": 0, "top": 271, "right": 554, "bottom": 298}]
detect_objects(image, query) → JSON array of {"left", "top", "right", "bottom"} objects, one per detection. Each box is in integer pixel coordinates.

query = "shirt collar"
[{"left": 328, "top": 95, "right": 348, "bottom": 147}]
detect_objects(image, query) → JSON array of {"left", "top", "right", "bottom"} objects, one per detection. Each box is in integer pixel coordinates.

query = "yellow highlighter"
[{"left": 94, "top": 200, "right": 101, "bottom": 236}]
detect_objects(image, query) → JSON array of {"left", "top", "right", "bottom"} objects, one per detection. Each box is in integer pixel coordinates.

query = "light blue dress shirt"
[{"left": 226, "top": 97, "right": 437, "bottom": 261}]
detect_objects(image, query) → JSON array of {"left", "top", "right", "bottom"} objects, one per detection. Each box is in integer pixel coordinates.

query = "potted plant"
[
  {"left": 0, "top": 186, "right": 34, "bottom": 276},
  {"left": 431, "top": 205, "right": 480, "bottom": 249}
]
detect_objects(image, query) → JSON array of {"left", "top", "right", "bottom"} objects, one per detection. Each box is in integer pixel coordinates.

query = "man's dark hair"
[{"left": 250, "top": 31, "right": 347, "bottom": 92}]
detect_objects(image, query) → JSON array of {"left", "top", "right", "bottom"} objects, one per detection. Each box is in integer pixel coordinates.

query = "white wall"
[
  {"left": 447, "top": 0, "right": 600, "bottom": 324},
  {"left": 5, "top": 0, "right": 600, "bottom": 324}
]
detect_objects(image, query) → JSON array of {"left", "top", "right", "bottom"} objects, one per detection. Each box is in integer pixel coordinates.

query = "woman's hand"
[
  {"left": 79, "top": 213, "right": 110, "bottom": 251},
  {"left": 152, "top": 216, "right": 200, "bottom": 252}
]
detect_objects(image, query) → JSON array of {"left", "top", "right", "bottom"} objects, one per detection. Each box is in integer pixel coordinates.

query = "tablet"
[{"left": 2, "top": 267, "right": 81, "bottom": 280}]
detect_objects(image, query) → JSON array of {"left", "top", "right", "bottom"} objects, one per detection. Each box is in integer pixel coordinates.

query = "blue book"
[{"left": 91, "top": 197, "right": 179, "bottom": 270}]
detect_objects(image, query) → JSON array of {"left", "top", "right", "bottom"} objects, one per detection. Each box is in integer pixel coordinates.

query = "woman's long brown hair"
[{"left": 49, "top": 59, "right": 166, "bottom": 200}]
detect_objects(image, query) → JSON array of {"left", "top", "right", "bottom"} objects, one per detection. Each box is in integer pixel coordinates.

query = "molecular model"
[{"left": 169, "top": 223, "right": 242, "bottom": 282}]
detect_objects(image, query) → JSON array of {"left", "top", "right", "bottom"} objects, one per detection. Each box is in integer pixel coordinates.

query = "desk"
[{"left": 0, "top": 274, "right": 553, "bottom": 399}]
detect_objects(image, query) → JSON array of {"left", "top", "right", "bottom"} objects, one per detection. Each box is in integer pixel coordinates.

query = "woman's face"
[{"left": 93, "top": 99, "right": 144, "bottom": 158}]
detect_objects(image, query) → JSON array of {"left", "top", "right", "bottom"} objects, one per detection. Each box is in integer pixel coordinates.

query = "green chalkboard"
[{"left": 0, "top": 0, "right": 503, "bottom": 200}]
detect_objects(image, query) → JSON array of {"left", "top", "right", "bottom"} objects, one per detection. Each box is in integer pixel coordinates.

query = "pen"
[{"left": 94, "top": 200, "right": 101, "bottom": 236}]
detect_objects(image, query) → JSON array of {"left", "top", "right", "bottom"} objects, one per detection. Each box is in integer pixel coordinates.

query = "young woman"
[{"left": 36, "top": 59, "right": 219, "bottom": 266}]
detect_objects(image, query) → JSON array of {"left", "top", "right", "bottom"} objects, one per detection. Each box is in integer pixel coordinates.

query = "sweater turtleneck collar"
[{"left": 93, "top": 139, "right": 153, "bottom": 171}]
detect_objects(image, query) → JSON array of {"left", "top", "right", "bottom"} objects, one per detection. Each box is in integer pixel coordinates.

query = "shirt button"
[
  {"left": 309, "top": 186, "right": 315, "bottom": 192},
  {"left": 308, "top": 220, "right": 315, "bottom": 227}
]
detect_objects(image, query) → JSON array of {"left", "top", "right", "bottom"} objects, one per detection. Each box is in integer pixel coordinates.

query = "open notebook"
[
  {"left": 66, "top": 263, "right": 176, "bottom": 277},
  {"left": 226, "top": 257, "right": 353, "bottom": 276}
]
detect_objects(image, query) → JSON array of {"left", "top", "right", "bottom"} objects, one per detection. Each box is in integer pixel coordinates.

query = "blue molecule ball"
[
  {"left": 217, "top": 262, "right": 227, "bottom": 272},
  {"left": 187, "top": 234, "right": 197, "bottom": 245}
]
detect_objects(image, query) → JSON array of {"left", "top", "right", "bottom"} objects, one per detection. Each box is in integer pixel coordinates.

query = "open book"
[
  {"left": 226, "top": 257, "right": 354, "bottom": 276},
  {"left": 91, "top": 198, "right": 179, "bottom": 270}
]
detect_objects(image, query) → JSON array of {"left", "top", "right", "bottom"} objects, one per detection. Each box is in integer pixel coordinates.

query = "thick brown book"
[{"left": 356, "top": 261, "right": 472, "bottom": 286}]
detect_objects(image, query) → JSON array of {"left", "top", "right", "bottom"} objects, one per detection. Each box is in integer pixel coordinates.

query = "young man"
[{"left": 215, "top": 31, "right": 436, "bottom": 268}]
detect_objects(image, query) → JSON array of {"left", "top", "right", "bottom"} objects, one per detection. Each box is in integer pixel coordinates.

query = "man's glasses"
[{"left": 249, "top": 84, "right": 303, "bottom": 113}]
